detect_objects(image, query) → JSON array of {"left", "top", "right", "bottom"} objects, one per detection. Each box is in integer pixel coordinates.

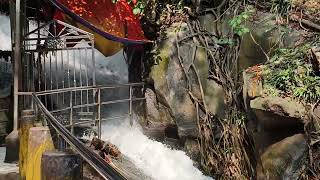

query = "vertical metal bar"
[
  {"left": 22, "top": 54, "right": 25, "bottom": 108},
  {"left": 13, "top": 0, "right": 21, "bottom": 130},
  {"left": 129, "top": 86, "right": 133, "bottom": 126},
  {"left": 50, "top": 52, "right": 53, "bottom": 109},
  {"left": 91, "top": 39, "right": 96, "bottom": 115},
  {"left": 58, "top": 135, "right": 66, "bottom": 150},
  {"left": 98, "top": 88, "right": 101, "bottom": 139},
  {"left": 26, "top": 53, "right": 30, "bottom": 107},
  {"left": 85, "top": 48, "right": 89, "bottom": 112},
  {"left": 67, "top": 49, "right": 70, "bottom": 89},
  {"left": 54, "top": 20, "right": 57, "bottom": 37},
  {"left": 79, "top": 49, "right": 83, "bottom": 111},
  {"left": 70, "top": 90, "right": 74, "bottom": 135},
  {"left": 55, "top": 50, "right": 59, "bottom": 107},
  {"left": 91, "top": 39, "right": 96, "bottom": 86},
  {"left": 38, "top": 53, "right": 41, "bottom": 92},
  {"left": 67, "top": 49, "right": 71, "bottom": 111},
  {"left": 73, "top": 49, "right": 76, "bottom": 106},
  {"left": 31, "top": 53, "right": 35, "bottom": 109},
  {"left": 44, "top": 53, "right": 48, "bottom": 107},
  {"left": 61, "top": 50, "right": 65, "bottom": 105}
]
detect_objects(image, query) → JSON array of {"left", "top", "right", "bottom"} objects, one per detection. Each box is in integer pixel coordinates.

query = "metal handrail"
[
  {"left": 18, "top": 82, "right": 145, "bottom": 96},
  {"left": 32, "top": 93, "right": 126, "bottom": 180},
  {"left": 29, "top": 82, "right": 145, "bottom": 179}
]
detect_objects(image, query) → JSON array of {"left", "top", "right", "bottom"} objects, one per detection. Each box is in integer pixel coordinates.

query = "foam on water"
[
  {"left": 0, "top": 147, "right": 19, "bottom": 174},
  {"left": 0, "top": 14, "right": 11, "bottom": 51},
  {"left": 101, "top": 119, "right": 212, "bottom": 180}
]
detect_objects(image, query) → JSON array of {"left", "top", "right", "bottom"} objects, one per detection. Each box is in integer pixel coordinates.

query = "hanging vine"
[{"left": 176, "top": 0, "right": 255, "bottom": 178}]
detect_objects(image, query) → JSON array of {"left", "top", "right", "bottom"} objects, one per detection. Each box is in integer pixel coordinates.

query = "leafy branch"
[{"left": 229, "top": 7, "right": 254, "bottom": 36}]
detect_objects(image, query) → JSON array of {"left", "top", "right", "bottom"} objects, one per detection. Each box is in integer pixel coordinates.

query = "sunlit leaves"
[
  {"left": 112, "top": 0, "right": 145, "bottom": 15},
  {"left": 229, "top": 7, "right": 254, "bottom": 36},
  {"left": 263, "top": 45, "right": 320, "bottom": 103}
]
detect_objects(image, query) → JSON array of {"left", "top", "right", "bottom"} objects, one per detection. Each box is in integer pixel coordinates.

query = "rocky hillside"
[{"left": 129, "top": 0, "right": 320, "bottom": 179}]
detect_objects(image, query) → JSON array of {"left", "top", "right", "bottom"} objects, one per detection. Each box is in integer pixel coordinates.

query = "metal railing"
[
  {"left": 32, "top": 93, "right": 125, "bottom": 180},
  {"left": 30, "top": 82, "right": 144, "bottom": 138},
  {"left": 31, "top": 82, "right": 145, "bottom": 179},
  {"left": 0, "top": 59, "right": 12, "bottom": 114},
  {"left": 21, "top": 20, "right": 96, "bottom": 110}
]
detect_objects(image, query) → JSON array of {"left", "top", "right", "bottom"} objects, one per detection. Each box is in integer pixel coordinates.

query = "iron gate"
[{"left": 21, "top": 19, "right": 96, "bottom": 121}]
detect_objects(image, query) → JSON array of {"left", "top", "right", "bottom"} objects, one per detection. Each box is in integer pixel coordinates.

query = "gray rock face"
[
  {"left": 142, "top": 10, "right": 309, "bottom": 175},
  {"left": 166, "top": 42, "right": 198, "bottom": 137},
  {"left": 184, "top": 138, "right": 200, "bottom": 165},
  {"left": 258, "top": 134, "right": 307, "bottom": 180},
  {"left": 145, "top": 11, "right": 305, "bottom": 140},
  {"left": 250, "top": 96, "right": 308, "bottom": 122},
  {"left": 146, "top": 20, "right": 226, "bottom": 139},
  {"left": 239, "top": 12, "right": 301, "bottom": 70},
  {"left": 145, "top": 88, "right": 174, "bottom": 125}
]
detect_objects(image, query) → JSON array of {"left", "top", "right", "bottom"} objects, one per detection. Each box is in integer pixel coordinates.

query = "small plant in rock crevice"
[
  {"left": 229, "top": 6, "right": 254, "bottom": 36},
  {"left": 263, "top": 44, "right": 320, "bottom": 103}
]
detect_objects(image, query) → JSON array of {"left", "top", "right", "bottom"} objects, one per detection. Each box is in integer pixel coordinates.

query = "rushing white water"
[
  {"left": 101, "top": 119, "right": 212, "bottom": 180},
  {"left": 0, "top": 14, "right": 11, "bottom": 51},
  {"left": 0, "top": 147, "right": 18, "bottom": 174}
]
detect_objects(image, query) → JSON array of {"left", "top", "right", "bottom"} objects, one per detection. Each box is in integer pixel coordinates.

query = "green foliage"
[
  {"left": 112, "top": 0, "right": 145, "bottom": 15},
  {"left": 132, "top": 1, "right": 145, "bottom": 15},
  {"left": 263, "top": 45, "right": 320, "bottom": 103},
  {"left": 229, "top": 7, "right": 254, "bottom": 36},
  {"left": 235, "top": 113, "right": 246, "bottom": 127},
  {"left": 264, "top": 84, "right": 281, "bottom": 97}
]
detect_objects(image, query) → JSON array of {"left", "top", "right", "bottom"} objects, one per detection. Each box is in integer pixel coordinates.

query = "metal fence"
[
  {"left": 31, "top": 82, "right": 145, "bottom": 179},
  {"left": 0, "top": 58, "right": 12, "bottom": 116},
  {"left": 0, "top": 58, "right": 12, "bottom": 97},
  {"left": 33, "top": 83, "right": 145, "bottom": 138},
  {"left": 13, "top": 16, "right": 147, "bottom": 179},
  {"left": 21, "top": 20, "right": 96, "bottom": 110},
  {"left": 32, "top": 92, "right": 126, "bottom": 180}
]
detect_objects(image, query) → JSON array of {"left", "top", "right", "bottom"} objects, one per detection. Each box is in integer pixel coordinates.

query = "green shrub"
[{"left": 263, "top": 45, "right": 320, "bottom": 103}]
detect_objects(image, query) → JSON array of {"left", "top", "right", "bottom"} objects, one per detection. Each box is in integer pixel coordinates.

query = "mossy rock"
[
  {"left": 239, "top": 12, "right": 301, "bottom": 70},
  {"left": 258, "top": 134, "right": 307, "bottom": 180}
]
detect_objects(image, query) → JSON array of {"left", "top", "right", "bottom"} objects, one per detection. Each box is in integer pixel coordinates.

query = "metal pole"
[
  {"left": 84, "top": 48, "right": 89, "bottom": 112},
  {"left": 13, "top": 0, "right": 21, "bottom": 130},
  {"left": 91, "top": 39, "right": 96, "bottom": 124},
  {"left": 129, "top": 86, "right": 133, "bottom": 126},
  {"left": 98, "top": 88, "right": 101, "bottom": 139},
  {"left": 70, "top": 91, "right": 74, "bottom": 135}
]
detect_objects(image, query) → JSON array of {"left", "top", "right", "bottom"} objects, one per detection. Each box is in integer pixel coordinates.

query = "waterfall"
[{"left": 101, "top": 119, "right": 212, "bottom": 180}]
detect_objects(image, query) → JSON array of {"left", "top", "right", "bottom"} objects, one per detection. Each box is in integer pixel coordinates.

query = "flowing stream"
[{"left": 101, "top": 119, "right": 212, "bottom": 180}]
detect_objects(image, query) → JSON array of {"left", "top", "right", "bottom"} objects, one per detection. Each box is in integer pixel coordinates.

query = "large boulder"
[
  {"left": 146, "top": 17, "right": 227, "bottom": 139},
  {"left": 243, "top": 69, "right": 308, "bottom": 153},
  {"left": 239, "top": 12, "right": 301, "bottom": 70},
  {"left": 257, "top": 134, "right": 307, "bottom": 180}
]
